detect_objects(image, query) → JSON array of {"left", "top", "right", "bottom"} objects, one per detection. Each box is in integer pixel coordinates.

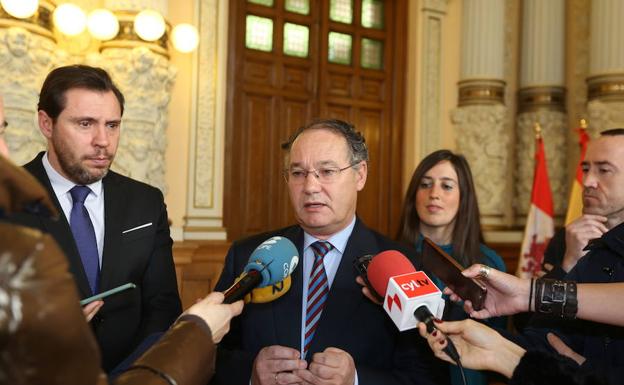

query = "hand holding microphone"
[
  {"left": 366, "top": 250, "right": 462, "bottom": 367},
  {"left": 186, "top": 291, "right": 244, "bottom": 344},
  {"left": 418, "top": 318, "right": 526, "bottom": 379}
]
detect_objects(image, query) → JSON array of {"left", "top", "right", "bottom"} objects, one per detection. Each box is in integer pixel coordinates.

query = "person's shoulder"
[
  {"left": 105, "top": 170, "right": 163, "bottom": 197},
  {"left": 22, "top": 152, "right": 46, "bottom": 175}
]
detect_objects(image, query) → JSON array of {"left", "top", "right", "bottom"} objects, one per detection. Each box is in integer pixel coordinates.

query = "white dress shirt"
[
  {"left": 299, "top": 216, "right": 359, "bottom": 384},
  {"left": 42, "top": 152, "right": 105, "bottom": 266}
]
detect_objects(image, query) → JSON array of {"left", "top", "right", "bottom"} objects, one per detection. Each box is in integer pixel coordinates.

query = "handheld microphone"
[
  {"left": 367, "top": 250, "right": 444, "bottom": 331},
  {"left": 223, "top": 236, "right": 299, "bottom": 304},
  {"left": 367, "top": 250, "right": 460, "bottom": 364},
  {"left": 245, "top": 276, "right": 292, "bottom": 303}
]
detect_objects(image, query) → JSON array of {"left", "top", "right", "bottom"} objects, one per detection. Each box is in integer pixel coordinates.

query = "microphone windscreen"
[
  {"left": 246, "top": 276, "right": 292, "bottom": 303},
  {"left": 368, "top": 250, "right": 417, "bottom": 296},
  {"left": 244, "top": 236, "right": 299, "bottom": 287}
]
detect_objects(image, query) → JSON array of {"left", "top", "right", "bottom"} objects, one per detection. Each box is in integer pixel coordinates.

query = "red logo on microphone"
[
  {"left": 394, "top": 271, "right": 440, "bottom": 298},
  {"left": 386, "top": 293, "right": 402, "bottom": 311}
]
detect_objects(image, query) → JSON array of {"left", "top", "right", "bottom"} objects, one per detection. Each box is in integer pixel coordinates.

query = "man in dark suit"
[
  {"left": 213, "top": 119, "right": 444, "bottom": 385},
  {"left": 14, "top": 65, "right": 182, "bottom": 372}
]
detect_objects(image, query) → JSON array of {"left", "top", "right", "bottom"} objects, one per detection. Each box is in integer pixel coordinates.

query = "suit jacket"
[
  {"left": 212, "top": 219, "right": 447, "bottom": 385},
  {"left": 15, "top": 152, "right": 182, "bottom": 372}
]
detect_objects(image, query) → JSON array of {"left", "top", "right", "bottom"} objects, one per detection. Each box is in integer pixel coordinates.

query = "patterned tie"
[
  {"left": 304, "top": 241, "right": 333, "bottom": 357},
  {"left": 70, "top": 185, "right": 100, "bottom": 294}
]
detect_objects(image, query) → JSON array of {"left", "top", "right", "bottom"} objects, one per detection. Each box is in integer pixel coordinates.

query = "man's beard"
[{"left": 53, "top": 135, "right": 112, "bottom": 185}]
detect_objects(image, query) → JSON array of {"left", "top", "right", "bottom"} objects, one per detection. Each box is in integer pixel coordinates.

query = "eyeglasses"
[
  {"left": 0, "top": 120, "right": 7, "bottom": 134},
  {"left": 283, "top": 162, "right": 360, "bottom": 184}
]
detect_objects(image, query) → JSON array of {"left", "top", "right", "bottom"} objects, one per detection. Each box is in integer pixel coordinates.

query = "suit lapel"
[
  {"left": 273, "top": 226, "right": 305, "bottom": 350},
  {"left": 24, "top": 153, "right": 92, "bottom": 297},
  {"left": 99, "top": 172, "right": 126, "bottom": 291},
  {"left": 307, "top": 219, "right": 378, "bottom": 355}
]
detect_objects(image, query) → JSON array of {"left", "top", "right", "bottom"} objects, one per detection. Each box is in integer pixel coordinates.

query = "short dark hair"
[
  {"left": 38, "top": 65, "right": 125, "bottom": 119},
  {"left": 282, "top": 119, "right": 369, "bottom": 165},
  {"left": 601, "top": 128, "right": 624, "bottom": 136},
  {"left": 396, "top": 149, "right": 485, "bottom": 267}
]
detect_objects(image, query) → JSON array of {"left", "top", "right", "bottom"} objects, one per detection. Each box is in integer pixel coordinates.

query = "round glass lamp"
[
  {"left": 1, "top": 0, "right": 39, "bottom": 19},
  {"left": 134, "top": 9, "right": 165, "bottom": 42},
  {"left": 172, "top": 23, "right": 199, "bottom": 53},
  {"left": 87, "top": 9, "right": 119, "bottom": 40},
  {"left": 54, "top": 3, "right": 87, "bottom": 36}
]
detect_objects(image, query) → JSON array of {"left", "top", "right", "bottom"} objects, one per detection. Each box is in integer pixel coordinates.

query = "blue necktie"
[
  {"left": 70, "top": 185, "right": 100, "bottom": 294},
  {"left": 304, "top": 241, "right": 333, "bottom": 357}
]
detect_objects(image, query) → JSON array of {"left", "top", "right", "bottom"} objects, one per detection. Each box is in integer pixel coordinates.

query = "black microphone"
[{"left": 414, "top": 305, "right": 460, "bottom": 363}]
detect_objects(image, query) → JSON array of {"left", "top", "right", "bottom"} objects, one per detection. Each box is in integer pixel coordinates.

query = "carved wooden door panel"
[{"left": 225, "top": 0, "right": 406, "bottom": 240}]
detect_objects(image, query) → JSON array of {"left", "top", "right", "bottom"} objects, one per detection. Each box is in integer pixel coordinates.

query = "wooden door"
[{"left": 225, "top": 0, "right": 406, "bottom": 240}]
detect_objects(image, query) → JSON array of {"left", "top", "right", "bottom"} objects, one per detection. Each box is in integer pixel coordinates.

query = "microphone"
[
  {"left": 223, "top": 236, "right": 299, "bottom": 304},
  {"left": 367, "top": 250, "right": 460, "bottom": 363},
  {"left": 246, "top": 276, "right": 292, "bottom": 303},
  {"left": 367, "top": 250, "right": 444, "bottom": 331}
]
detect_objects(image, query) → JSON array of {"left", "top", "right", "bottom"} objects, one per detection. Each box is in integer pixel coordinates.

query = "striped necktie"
[{"left": 304, "top": 241, "right": 333, "bottom": 357}]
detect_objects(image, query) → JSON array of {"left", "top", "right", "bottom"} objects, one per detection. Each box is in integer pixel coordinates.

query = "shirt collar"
[
  {"left": 302, "top": 216, "right": 356, "bottom": 254},
  {"left": 42, "top": 151, "right": 103, "bottom": 197}
]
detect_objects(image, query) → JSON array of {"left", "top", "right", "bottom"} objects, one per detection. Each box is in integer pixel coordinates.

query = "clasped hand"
[{"left": 252, "top": 345, "right": 355, "bottom": 385}]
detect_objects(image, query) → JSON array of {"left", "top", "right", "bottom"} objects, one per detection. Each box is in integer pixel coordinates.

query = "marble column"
[
  {"left": 451, "top": 0, "right": 510, "bottom": 227},
  {"left": 90, "top": 0, "right": 176, "bottom": 193},
  {"left": 515, "top": 0, "right": 567, "bottom": 220},
  {"left": 586, "top": 0, "right": 624, "bottom": 134},
  {"left": 0, "top": 1, "right": 62, "bottom": 165}
]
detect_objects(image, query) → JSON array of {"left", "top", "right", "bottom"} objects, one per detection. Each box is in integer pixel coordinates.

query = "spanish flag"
[
  {"left": 517, "top": 124, "right": 555, "bottom": 278},
  {"left": 564, "top": 120, "right": 590, "bottom": 225}
]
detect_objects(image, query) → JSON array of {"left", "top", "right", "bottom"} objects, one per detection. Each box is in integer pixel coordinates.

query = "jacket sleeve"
[
  {"left": 510, "top": 350, "right": 607, "bottom": 385},
  {"left": 116, "top": 315, "right": 216, "bottom": 385},
  {"left": 211, "top": 243, "right": 257, "bottom": 385}
]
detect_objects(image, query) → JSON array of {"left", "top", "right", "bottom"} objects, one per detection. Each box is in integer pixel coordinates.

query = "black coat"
[
  {"left": 516, "top": 222, "right": 624, "bottom": 385},
  {"left": 14, "top": 152, "right": 181, "bottom": 371},
  {"left": 511, "top": 351, "right": 607, "bottom": 385}
]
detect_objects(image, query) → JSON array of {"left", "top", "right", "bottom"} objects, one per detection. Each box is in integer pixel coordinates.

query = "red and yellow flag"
[
  {"left": 564, "top": 120, "right": 590, "bottom": 225},
  {"left": 517, "top": 125, "right": 555, "bottom": 278}
]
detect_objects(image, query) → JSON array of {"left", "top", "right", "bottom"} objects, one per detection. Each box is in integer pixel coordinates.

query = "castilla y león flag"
[{"left": 517, "top": 133, "right": 554, "bottom": 278}]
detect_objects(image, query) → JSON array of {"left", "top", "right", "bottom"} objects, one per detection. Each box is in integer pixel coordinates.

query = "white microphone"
[
  {"left": 367, "top": 250, "right": 462, "bottom": 367},
  {"left": 367, "top": 250, "right": 445, "bottom": 331}
]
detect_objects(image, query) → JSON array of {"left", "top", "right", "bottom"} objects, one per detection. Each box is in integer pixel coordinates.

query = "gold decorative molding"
[
  {"left": 0, "top": 1, "right": 55, "bottom": 41},
  {"left": 99, "top": 11, "right": 171, "bottom": 58},
  {"left": 458, "top": 79, "right": 506, "bottom": 106},
  {"left": 587, "top": 75, "right": 624, "bottom": 101},
  {"left": 517, "top": 86, "right": 566, "bottom": 113}
]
